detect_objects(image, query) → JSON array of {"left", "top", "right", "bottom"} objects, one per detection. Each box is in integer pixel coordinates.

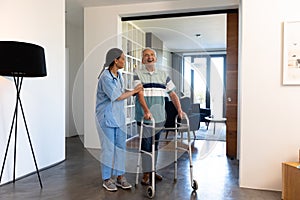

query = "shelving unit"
[{"left": 122, "top": 21, "right": 145, "bottom": 139}]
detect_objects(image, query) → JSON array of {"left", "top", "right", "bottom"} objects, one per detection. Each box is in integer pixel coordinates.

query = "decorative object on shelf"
[
  {"left": 283, "top": 21, "right": 300, "bottom": 85},
  {"left": 0, "top": 41, "right": 46, "bottom": 188}
]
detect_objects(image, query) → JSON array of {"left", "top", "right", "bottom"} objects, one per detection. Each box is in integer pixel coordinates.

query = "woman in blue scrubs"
[{"left": 96, "top": 48, "right": 142, "bottom": 192}]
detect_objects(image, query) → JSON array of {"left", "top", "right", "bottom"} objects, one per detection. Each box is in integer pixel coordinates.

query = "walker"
[{"left": 135, "top": 113, "right": 198, "bottom": 198}]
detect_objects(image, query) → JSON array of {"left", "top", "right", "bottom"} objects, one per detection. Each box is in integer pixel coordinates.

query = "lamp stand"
[{"left": 0, "top": 76, "right": 43, "bottom": 188}]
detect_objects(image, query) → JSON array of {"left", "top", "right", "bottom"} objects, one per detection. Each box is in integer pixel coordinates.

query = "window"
[{"left": 183, "top": 54, "right": 226, "bottom": 117}]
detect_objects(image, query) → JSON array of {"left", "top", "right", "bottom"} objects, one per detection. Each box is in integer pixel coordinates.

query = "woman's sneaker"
[
  {"left": 103, "top": 178, "right": 117, "bottom": 192},
  {"left": 116, "top": 176, "right": 132, "bottom": 189}
]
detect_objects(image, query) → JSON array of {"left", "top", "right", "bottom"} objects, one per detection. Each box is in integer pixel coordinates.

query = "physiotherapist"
[{"left": 95, "top": 48, "right": 142, "bottom": 192}]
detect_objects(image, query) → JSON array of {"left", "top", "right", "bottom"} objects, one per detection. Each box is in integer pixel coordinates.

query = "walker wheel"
[
  {"left": 146, "top": 186, "right": 155, "bottom": 198},
  {"left": 192, "top": 179, "right": 198, "bottom": 191}
]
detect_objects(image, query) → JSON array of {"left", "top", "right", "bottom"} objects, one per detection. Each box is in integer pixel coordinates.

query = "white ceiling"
[
  {"left": 130, "top": 14, "right": 226, "bottom": 52},
  {"left": 76, "top": 0, "right": 180, "bottom": 7},
  {"left": 66, "top": 0, "right": 226, "bottom": 52}
]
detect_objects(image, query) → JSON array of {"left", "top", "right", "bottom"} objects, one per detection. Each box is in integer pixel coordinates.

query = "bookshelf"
[{"left": 122, "top": 21, "right": 145, "bottom": 139}]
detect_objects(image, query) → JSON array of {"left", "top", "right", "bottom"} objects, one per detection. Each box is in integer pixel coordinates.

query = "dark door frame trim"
[{"left": 121, "top": 9, "right": 238, "bottom": 21}]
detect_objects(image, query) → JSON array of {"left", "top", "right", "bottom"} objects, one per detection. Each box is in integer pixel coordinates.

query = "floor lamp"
[{"left": 0, "top": 41, "right": 46, "bottom": 188}]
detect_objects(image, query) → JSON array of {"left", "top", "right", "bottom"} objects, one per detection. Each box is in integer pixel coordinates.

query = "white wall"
[
  {"left": 66, "top": 21, "right": 84, "bottom": 137},
  {"left": 0, "top": 0, "right": 65, "bottom": 184},
  {"left": 84, "top": 0, "right": 238, "bottom": 149},
  {"left": 239, "top": 0, "right": 300, "bottom": 191}
]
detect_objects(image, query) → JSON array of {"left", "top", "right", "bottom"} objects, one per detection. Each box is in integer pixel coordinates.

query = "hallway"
[{"left": 0, "top": 136, "right": 281, "bottom": 200}]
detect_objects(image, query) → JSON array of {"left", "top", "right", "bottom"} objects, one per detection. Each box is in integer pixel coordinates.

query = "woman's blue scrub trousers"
[{"left": 98, "top": 121, "right": 126, "bottom": 180}]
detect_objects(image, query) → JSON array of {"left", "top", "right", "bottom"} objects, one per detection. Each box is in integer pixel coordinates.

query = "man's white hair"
[{"left": 142, "top": 47, "right": 157, "bottom": 57}]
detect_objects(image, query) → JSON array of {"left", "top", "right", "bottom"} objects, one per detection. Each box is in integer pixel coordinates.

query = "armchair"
[
  {"left": 180, "top": 97, "right": 201, "bottom": 137},
  {"left": 180, "top": 96, "right": 212, "bottom": 130},
  {"left": 191, "top": 104, "right": 211, "bottom": 130},
  {"left": 164, "top": 97, "right": 200, "bottom": 139}
]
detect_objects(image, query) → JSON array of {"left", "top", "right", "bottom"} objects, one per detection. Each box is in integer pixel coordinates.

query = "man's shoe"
[
  {"left": 116, "top": 176, "right": 132, "bottom": 189},
  {"left": 103, "top": 178, "right": 117, "bottom": 192},
  {"left": 155, "top": 173, "right": 163, "bottom": 181},
  {"left": 141, "top": 173, "right": 150, "bottom": 185}
]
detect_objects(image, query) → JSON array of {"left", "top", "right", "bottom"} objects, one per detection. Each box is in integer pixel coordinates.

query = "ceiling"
[
  {"left": 130, "top": 14, "right": 226, "bottom": 52},
  {"left": 76, "top": 0, "right": 180, "bottom": 6},
  {"left": 66, "top": 0, "right": 226, "bottom": 52}
]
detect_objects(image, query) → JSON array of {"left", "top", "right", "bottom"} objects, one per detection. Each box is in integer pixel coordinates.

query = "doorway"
[{"left": 122, "top": 9, "right": 238, "bottom": 159}]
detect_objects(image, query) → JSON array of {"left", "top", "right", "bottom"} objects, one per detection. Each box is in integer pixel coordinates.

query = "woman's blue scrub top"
[{"left": 96, "top": 69, "right": 125, "bottom": 128}]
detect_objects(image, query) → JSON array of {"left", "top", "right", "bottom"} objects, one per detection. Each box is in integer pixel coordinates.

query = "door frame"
[{"left": 122, "top": 8, "right": 239, "bottom": 159}]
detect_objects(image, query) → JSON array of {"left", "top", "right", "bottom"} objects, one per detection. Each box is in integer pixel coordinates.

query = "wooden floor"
[{"left": 0, "top": 136, "right": 281, "bottom": 200}]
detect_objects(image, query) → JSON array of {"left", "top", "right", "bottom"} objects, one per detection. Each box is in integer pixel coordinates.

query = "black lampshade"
[{"left": 0, "top": 41, "right": 46, "bottom": 77}]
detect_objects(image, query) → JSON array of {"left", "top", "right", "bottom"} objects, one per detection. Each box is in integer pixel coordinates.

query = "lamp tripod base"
[{"left": 0, "top": 76, "right": 43, "bottom": 188}]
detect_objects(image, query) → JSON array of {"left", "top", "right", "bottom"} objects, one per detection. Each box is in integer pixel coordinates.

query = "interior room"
[
  {"left": 0, "top": 0, "right": 300, "bottom": 199},
  {"left": 126, "top": 13, "right": 228, "bottom": 141}
]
